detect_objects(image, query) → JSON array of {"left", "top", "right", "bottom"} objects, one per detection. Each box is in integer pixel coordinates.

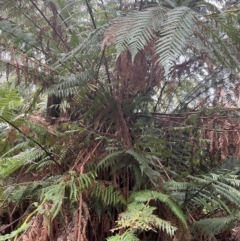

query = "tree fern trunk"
[{"left": 46, "top": 94, "right": 61, "bottom": 124}]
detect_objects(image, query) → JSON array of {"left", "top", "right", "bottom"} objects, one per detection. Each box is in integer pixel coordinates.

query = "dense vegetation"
[{"left": 1, "top": 0, "right": 240, "bottom": 240}]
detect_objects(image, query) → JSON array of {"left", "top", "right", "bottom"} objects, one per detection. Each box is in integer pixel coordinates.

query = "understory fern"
[
  {"left": 107, "top": 230, "right": 139, "bottom": 241},
  {"left": 193, "top": 215, "right": 238, "bottom": 237},
  {"left": 164, "top": 170, "right": 240, "bottom": 236},
  {"left": 108, "top": 190, "right": 186, "bottom": 240}
]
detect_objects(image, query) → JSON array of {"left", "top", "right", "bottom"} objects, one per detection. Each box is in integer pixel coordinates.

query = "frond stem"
[
  {"left": 97, "top": 47, "right": 106, "bottom": 80},
  {"left": 85, "top": 0, "right": 97, "bottom": 29}
]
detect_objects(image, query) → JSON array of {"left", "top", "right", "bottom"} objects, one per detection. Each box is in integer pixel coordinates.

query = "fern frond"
[
  {"left": 40, "top": 181, "right": 66, "bottom": 220},
  {"left": 48, "top": 69, "right": 96, "bottom": 98},
  {"left": 194, "top": 215, "right": 237, "bottom": 236},
  {"left": 0, "top": 156, "right": 26, "bottom": 178},
  {"left": 200, "top": 21, "right": 239, "bottom": 70},
  {"left": 0, "top": 223, "right": 28, "bottom": 241},
  {"left": 1, "top": 182, "right": 40, "bottom": 202},
  {"left": 1, "top": 141, "right": 29, "bottom": 158},
  {"left": 105, "top": 7, "right": 167, "bottom": 57},
  {"left": 0, "top": 87, "right": 22, "bottom": 124},
  {"left": 129, "top": 190, "right": 187, "bottom": 227},
  {"left": 54, "top": 26, "right": 107, "bottom": 68},
  {"left": 0, "top": 19, "right": 36, "bottom": 46},
  {"left": 126, "top": 149, "right": 161, "bottom": 184},
  {"left": 165, "top": 171, "right": 240, "bottom": 216},
  {"left": 122, "top": 7, "right": 167, "bottom": 58},
  {"left": 107, "top": 230, "right": 139, "bottom": 241},
  {"left": 91, "top": 182, "right": 126, "bottom": 206},
  {"left": 97, "top": 150, "right": 124, "bottom": 170},
  {"left": 77, "top": 171, "right": 97, "bottom": 190},
  {"left": 156, "top": 6, "right": 196, "bottom": 74},
  {"left": 113, "top": 196, "right": 177, "bottom": 236}
]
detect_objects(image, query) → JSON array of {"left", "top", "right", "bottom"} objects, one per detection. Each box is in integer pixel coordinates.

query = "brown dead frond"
[
  {"left": 114, "top": 43, "right": 163, "bottom": 100},
  {"left": 153, "top": 110, "right": 240, "bottom": 161},
  {"left": 231, "top": 226, "right": 240, "bottom": 241}
]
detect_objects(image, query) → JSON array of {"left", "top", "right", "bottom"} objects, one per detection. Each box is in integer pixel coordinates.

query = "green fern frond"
[
  {"left": 118, "top": 202, "right": 174, "bottom": 232},
  {"left": 107, "top": 230, "right": 139, "bottom": 241},
  {"left": 131, "top": 164, "right": 146, "bottom": 189},
  {"left": 40, "top": 181, "right": 66, "bottom": 220},
  {"left": 113, "top": 193, "right": 177, "bottom": 236},
  {"left": 48, "top": 69, "right": 96, "bottom": 98},
  {"left": 77, "top": 171, "right": 97, "bottom": 190},
  {"left": 129, "top": 190, "right": 187, "bottom": 227},
  {"left": 212, "top": 181, "right": 240, "bottom": 207},
  {"left": 91, "top": 182, "right": 126, "bottom": 206},
  {"left": 1, "top": 182, "right": 40, "bottom": 202},
  {"left": 200, "top": 22, "right": 239, "bottom": 70},
  {"left": 0, "top": 156, "right": 26, "bottom": 178},
  {"left": 33, "top": 156, "right": 53, "bottom": 170},
  {"left": 194, "top": 215, "right": 237, "bottom": 236},
  {"left": 0, "top": 87, "right": 22, "bottom": 124},
  {"left": 1, "top": 141, "right": 29, "bottom": 158},
  {"left": 0, "top": 223, "right": 28, "bottom": 241},
  {"left": 97, "top": 151, "right": 125, "bottom": 170},
  {"left": 120, "top": 7, "right": 167, "bottom": 58},
  {"left": 0, "top": 178, "right": 60, "bottom": 204},
  {"left": 105, "top": 4, "right": 240, "bottom": 76},
  {"left": 156, "top": 6, "right": 196, "bottom": 74},
  {"left": 165, "top": 171, "right": 240, "bottom": 216},
  {"left": 126, "top": 149, "right": 161, "bottom": 184},
  {"left": 0, "top": 19, "right": 36, "bottom": 46},
  {"left": 107, "top": 7, "right": 167, "bottom": 57},
  {"left": 225, "top": 175, "right": 240, "bottom": 187},
  {"left": 53, "top": 26, "right": 107, "bottom": 68}
]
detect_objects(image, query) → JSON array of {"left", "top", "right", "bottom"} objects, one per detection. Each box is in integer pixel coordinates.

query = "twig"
[
  {"left": 29, "top": 0, "right": 70, "bottom": 51},
  {"left": 156, "top": 159, "right": 171, "bottom": 181}
]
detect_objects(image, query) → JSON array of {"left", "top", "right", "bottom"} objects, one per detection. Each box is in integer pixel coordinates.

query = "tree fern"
[
  {"left": 1, "top": 1, "right": 240, "bottom": 240},
  {"left": 104, "top": 3, "right": 240, "bottom": 76}
]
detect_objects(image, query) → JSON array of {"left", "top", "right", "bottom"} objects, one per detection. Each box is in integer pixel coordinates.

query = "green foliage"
[
  {"left": 129, "top": 190, "right": 187, "bottom": 228},
  {"left": 156, "top": 7, "right": 196, "bottom": 74},
  {"left": 193, "top": 216, "right": 237, "bottom": 237},
  {"left": 164, "top": 170, "right": 240, "bottom": 236},
  {"left": 105, "top": 3, "right": 240, "bottom": 76},
  {"left": 111, "top": 7, "right": 167, "bottom": 58},
  {"left": 0, "top": 0, "right": 240, "bottom": 240},
  {"left": 0, "top": 86, "right": 22, "bottom": 122},
  {"left": 107, "top": 230, "right": 139, "bottom": 241},
  {"left": 0, "top": 223, "right": 29, "bottom": 241},
  {"left": 108, "top": 190, "right": 182, "bottom": 240},
  {"left": 91, "top": 182, "right": 126, "bottom": 207}
]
